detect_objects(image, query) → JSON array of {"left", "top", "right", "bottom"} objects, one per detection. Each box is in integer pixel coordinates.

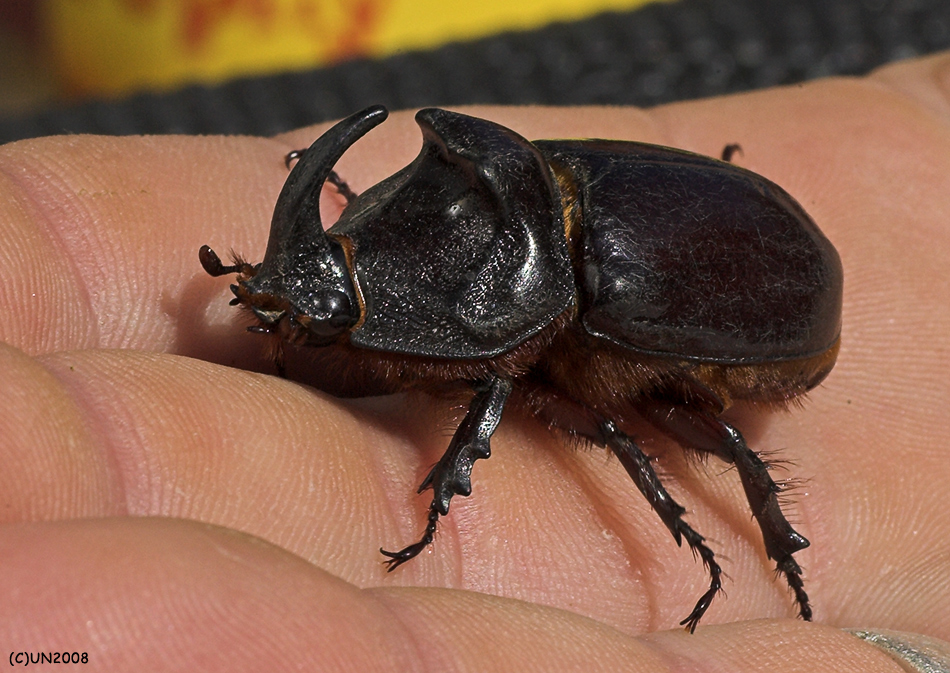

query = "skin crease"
[{"left": 1, "top": 52, "right": 950, "bottom": 671}]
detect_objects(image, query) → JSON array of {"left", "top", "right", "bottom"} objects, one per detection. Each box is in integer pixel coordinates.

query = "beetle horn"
[{"left": 262, "top": 105, "right": 389, "bottom": 266}]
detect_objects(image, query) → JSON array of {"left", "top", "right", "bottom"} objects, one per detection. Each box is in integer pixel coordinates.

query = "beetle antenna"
[{"left": 199, "top": 245, "right": 257, "bottom": 277}]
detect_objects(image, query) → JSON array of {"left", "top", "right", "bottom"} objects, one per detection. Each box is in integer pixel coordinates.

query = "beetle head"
[{"left": 200, "top": 106, "right": 388, "bottom": 346}]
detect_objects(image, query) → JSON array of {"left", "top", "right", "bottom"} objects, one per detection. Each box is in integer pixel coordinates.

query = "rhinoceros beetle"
[{"left": 199, "top": 105, "right": 842, "bottom": 631}]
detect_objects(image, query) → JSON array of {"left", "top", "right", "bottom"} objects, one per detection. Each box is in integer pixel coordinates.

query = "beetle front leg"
[
  {"left": 381, "top": 376, "right": 512, "bottom": 570},
  {"left": 637, "top": 400, "right": 813, "bottom": 621},
  {"left": 599, "top": 420, "right": 724, "bottom": 633},
  {"left": 284, "top": 149, "right": 358, "bottom": 204}
]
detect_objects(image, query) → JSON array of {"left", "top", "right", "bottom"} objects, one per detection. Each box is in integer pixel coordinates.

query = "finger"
[
  {"left": 1, "top": 517, "right": 905, "bottom": 673},
  {"left": 4, "top": 329, "right": 948, "bottom": 634},
  {"left": 8, "top": 345, "right": 742, "bottom": 631},
  {"left": 0, "top": 133, "right": 292, "bottom": 368}
]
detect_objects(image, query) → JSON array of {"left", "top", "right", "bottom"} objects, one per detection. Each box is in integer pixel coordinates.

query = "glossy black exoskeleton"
[{"left": 199, "top": 105, "right": 842, "bottom": 631}]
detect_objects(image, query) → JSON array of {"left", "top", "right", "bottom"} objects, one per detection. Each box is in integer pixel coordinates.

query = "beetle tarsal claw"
[
  {"left": 778, "top": 556, "right": 812, "bottom": 621},
  {"left": 381, "top": 508, "right": 441, "bottom": 570}
]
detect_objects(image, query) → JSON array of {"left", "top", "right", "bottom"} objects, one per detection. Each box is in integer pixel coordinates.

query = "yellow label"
[{"left": 45, "top": 0, "right": 661, "bottom": 97}]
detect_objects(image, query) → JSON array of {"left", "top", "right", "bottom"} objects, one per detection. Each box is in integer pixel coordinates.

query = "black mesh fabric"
[{"left": 2, "top": 0, "right": 948, "bottom": 143}]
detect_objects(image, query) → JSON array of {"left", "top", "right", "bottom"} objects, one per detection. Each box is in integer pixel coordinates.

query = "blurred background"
[{"left": 1, "top": 0, "right": 948, "bottom": 143}]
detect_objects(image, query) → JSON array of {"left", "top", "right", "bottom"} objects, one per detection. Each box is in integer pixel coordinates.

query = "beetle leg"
[
  {"left": 599, "top": 420, "right": 723, "bottom": 633},
  {"left": 284, "top": 149, "right": 358, "bottom": 204},
  {"left": 720, "top": 143, "right": 743, "bottom": 162},
  {"left": 284, "top": 149, "right": 303, "bottom": 168},
  {"left": 636, "top": 399, "right": 812, "bottom": 621},
  {"left": 381, "top": 376, "right": 512, "bottom": 570},
  {"left": 325, "top": 170, "right": 358, "bottom": 204}
]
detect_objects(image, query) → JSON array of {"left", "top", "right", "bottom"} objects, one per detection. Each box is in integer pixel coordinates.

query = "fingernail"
[{"left": 845, "top": 629, "right": 950, "bottom": 673}]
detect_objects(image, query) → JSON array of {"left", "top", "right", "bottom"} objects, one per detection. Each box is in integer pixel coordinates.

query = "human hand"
[{"left": 2, "top": 53, "right": 949, "bottom": 671}]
